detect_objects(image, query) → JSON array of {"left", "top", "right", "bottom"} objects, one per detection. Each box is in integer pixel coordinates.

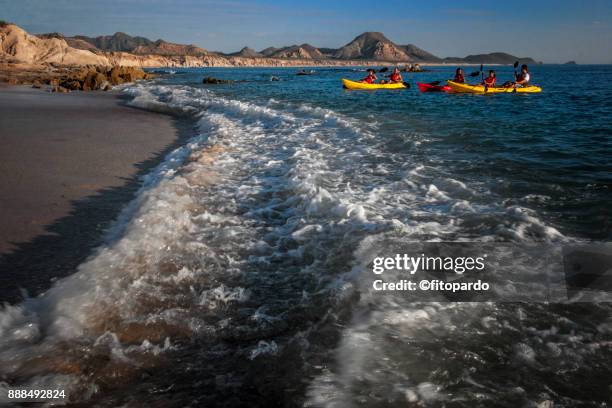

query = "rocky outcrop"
[
  {"left": 1, "top": 24, "right": 108, "bottom": 65},
  {"left": 0, "top": 63, "right": 152, "bottom": 91},
  {"left": 37, "top": 32, "right": 102, "bottom": 53},
  {"left": 57, "top": 66, "right": 152, "bottom": 91}
]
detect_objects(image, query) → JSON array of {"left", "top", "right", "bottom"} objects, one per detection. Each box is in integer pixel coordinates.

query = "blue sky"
[{"left": 2, "top": 0, "right": 611, "bottom": 63}]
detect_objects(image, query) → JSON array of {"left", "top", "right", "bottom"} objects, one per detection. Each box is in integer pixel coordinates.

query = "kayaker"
[
  {"left": 515, "top": 64, "right": 531, "bottom": 86},
  {"left": 381, "top": 67, "right": 403, "bottom": 84},
  {"left": 389, "top": 67, "right": 403, "bottom": 83},
  {"left": 483, "top": 70, "right": 496, "bottom": 87},
  {"left": 453, "top": 68, "right": 465, "bottom": 83},
  {"left": 362, "top": 69, "right": 377, "bottom": 84}
]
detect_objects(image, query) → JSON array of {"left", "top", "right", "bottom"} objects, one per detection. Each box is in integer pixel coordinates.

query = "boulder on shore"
[
  {"left": 55, "top": 65, "right": 153, "bottom": 91},
  {"left": 51, "top": 85, "right": 70, "bottom": 93}
]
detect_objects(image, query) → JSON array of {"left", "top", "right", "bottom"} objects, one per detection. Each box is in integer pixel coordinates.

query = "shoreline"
[
  {"left": 0, "top": 85, "right": 195, "bottom": 303},
  {"left": 0, "top": 61, "right": 493, "bottom": 88}
]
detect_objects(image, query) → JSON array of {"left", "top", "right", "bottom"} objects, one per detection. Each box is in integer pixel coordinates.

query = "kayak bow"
[
  {"left": 447, "top": 80, "right": 542, "bottom": 94},
  {"left": 342, "top": 78, "right": 407, "bottom": 90},
  {"left": 417, "top": 82, "right": 452, "bottom": 92}
]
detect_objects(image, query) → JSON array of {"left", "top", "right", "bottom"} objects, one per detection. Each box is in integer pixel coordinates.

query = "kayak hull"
[
  {"left": 447, "top": 80, "right": 542, "bottom": 94},
  {"left": 417, "top": 82, "right": 452, "bottom": 92},
  {"left": 342, "top": 78, "right": 406, "bottom": 90}
]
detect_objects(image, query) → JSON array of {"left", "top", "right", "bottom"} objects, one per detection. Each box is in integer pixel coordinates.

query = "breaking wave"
[{"left": 2, "top": 83, "right": 599, "bottom": 407}]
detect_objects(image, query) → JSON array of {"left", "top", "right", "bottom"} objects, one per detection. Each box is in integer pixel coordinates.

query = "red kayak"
[{"left": 417, "top": 82, "right": 452, "bottom": 93}]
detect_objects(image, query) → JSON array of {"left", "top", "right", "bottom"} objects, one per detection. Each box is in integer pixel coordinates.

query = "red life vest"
[
  {"left": 390, "top": 72, "right": 401, "bottom": 82},
  {"left": 484, "top": 76, "right": 496, "bottom": 86},
  {"left": 454, "top": 74, "right": 465, "bottom": 83},
  {"left": 363, "top": 75, "right": 375, "bottom": 84}
]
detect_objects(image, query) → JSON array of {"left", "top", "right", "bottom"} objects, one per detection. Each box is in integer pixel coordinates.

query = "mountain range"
[
  {"left": 39, "top": 32, "right": 209, "bottom": 56},
  {"left": 46, "top": 30, "right": 537, "bottom": 64}
]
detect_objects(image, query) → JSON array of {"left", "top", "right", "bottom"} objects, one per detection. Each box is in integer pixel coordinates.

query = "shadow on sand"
[{"left": 0, "top": 108, "right": 196, "bottom": 305}]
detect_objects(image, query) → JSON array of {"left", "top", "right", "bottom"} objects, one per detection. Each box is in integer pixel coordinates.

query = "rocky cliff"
[{"left": 1, "top": 24, "right": 108, "bottom": 65}]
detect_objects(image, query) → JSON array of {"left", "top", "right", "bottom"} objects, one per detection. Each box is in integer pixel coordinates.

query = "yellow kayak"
[
  {"left": 447, "top": 80, "right": 541, "bottom": 94},
  {"left": 342, "top": 78, "right": 407, "bottom": 90}
]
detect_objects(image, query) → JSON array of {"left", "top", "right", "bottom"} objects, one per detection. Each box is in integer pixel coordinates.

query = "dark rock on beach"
[
  {"left": 203, "top": 76, "right": 234, "bottom": 84},
  {"left": 51, "top": 85, "right": 70, "bottom": 93},
  {"left": 55, "top": 66, "right": 153, "bottom": 91}
]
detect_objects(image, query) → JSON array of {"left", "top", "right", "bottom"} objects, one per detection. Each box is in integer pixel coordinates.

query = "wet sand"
[{"left": 0, "top": 85, "right": 194, "bottom": 303}]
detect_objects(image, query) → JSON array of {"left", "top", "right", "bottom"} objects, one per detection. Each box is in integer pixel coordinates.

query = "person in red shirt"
[
  {"left": 389, "top": 67, "right": 403, "bottom": 83},
  {"left": 380, "top": 66, "right": 404, "bottom": 84},
  {"left": 362, "top": 69, "right": 377, "bottom": 84},
  {"left": 483, "top": 70, "right": 496, "bottom": 87},
  {"left": 453, "top": 68, "right": 465, "bottom": 83}
]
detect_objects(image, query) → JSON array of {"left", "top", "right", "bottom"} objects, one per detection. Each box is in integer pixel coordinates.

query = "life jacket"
[
  {"left": 454, "top": 74, "right": 465, "bottom": 83},
  {"left": 484, "top": 76, "right": 496, "bottom": 86},
  {"left": 363, "top": 74, "right": 375, "bottom": 84},
  {"left": 390, "top": 72, "right": 401, "bottom": 82}
]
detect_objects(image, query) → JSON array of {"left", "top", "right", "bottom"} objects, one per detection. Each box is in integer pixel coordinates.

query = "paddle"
[
  {"left": 480, "top": 64, "right": 489, "bottom": 93},
  {"left": 513, "top": 61, "right": 519, "bottom": 79},
  {"left": 378, "top": 67, "right": 389, "bottom": 73},
  {"left": 512, "top": 60, "right": 519, "bottom": 93}
]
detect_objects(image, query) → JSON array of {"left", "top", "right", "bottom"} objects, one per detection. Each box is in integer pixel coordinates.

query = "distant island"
[{"left": 564, "top": 61, "right": 578, "bottom": 65}]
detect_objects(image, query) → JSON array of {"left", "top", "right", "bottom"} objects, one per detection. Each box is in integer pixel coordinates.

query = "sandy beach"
[{"left": 0, "top": 86, "right": 193, "bottom": 303}]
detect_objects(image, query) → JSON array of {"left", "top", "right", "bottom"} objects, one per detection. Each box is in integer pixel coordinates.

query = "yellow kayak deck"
[
  {"left": 342, "top": 78, "right": 406, "bottom": 90},
  {"left": 447, "top": 80, "right": 542, "bottom": 94}
]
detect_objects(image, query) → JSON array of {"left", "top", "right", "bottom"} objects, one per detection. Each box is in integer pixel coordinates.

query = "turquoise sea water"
[
  {"left": 169, "top": 65, "right": 612, "bottom": 240},
  {"left": 1, "top": 65, "right": 611, "bottom": 407}
]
